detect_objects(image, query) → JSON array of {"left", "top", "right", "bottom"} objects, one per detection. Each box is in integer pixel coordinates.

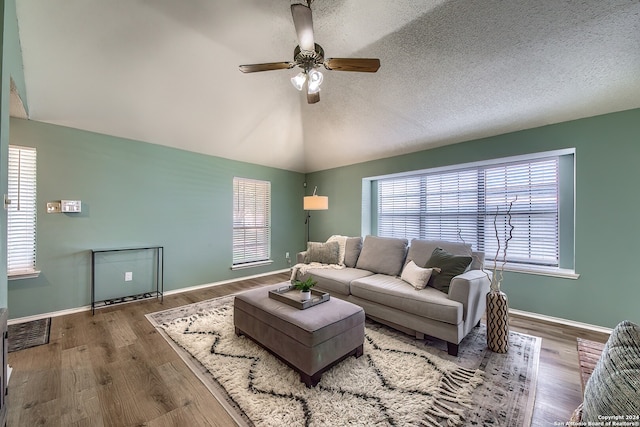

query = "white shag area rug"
[{"left": 147, "top": 295, "right": 540, "bottom": 426}]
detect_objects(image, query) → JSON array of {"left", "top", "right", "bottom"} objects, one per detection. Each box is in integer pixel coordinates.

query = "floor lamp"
[{"left": 303, "top": 186, "right": 328, "bottom": 242}]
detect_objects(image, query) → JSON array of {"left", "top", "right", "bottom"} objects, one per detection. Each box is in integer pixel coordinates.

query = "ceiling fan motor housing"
[{"left": 294, "top": 43, "right": 324, "bottom": 70}]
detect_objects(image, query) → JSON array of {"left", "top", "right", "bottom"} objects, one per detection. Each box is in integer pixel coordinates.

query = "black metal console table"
[{"left": 91, "top": 246, "right": 164, "bottom": 314}]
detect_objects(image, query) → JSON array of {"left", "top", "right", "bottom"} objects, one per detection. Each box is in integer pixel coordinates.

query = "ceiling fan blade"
[
  {"left": 238, "top": 62, "right": 295, "bottom": 73},
  {"left": 324, "top": 58, "right": 381, "bottom": 73},
  {"left": 291, "top": 4, "right": 315, "bottom": 52},
  {"left": 307, "top": 91, "right": 320, "bottom": 104}
]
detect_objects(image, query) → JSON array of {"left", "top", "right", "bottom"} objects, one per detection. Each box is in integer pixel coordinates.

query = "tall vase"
[{"left": 486, "top": 289, "right": 509, "bottom": 353}]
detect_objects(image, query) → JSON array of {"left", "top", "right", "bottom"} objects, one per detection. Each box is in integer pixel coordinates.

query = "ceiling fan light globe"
[
  {"left": 307, "top": 69, "right": 323, "bottom": 94},
  {"left": 308, "top": 69, "right": 323, "bottom": 85},
  {"left": 307, "top": 84, "right": 321, "bottom": 95},
  {"left": 291, "top": 72, "right": 306, "bottom": 91}
]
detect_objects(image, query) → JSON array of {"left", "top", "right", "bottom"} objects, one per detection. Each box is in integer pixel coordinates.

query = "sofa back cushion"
[
  {"left": 344, "top": 237, "right": 363, "bottom": 268},
  {"left": 406, "top": 239, "right": 472, "bottom": 268},
  {"left": 356, "top": 235, "right": 408, "bottom": 276}
]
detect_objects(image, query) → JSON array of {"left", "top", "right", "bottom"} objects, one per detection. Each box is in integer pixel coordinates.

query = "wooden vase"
[{"left": 486, "top": 289, "right": 509, "bottom": 353}]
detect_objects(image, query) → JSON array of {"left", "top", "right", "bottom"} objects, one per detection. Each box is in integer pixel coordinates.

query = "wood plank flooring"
[{"left": 7, "top": 273, "right": 609, "bottom": 426}]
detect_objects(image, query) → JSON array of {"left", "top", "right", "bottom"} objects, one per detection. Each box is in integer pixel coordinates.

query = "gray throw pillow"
[
  {"left": 344, "top": 237, "right": 363, "bottom": 267},
  {"left": 355, "top": 235, "right": 408, "bottom": 276},
  {"left": 305, "top": 241, "right": 340, "bottom": 264},
  {"left": 425, "top": 247, "right": 472, "bottom": 293},
  {"left": 582, "top": 320, "right": 640, "bottom": 423}
]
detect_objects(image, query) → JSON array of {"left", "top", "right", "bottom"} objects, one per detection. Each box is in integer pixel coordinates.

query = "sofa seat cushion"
[
  {"left": 350, "top": 274, "right": 462, "bottom": 325},
  {"left": 299, "top": 267, "right": 374, "bottom": 296}
]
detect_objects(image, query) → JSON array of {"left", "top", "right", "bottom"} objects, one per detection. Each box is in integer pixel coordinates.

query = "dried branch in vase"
[{"left": 486, "top": 197, "right": 517, "bottom": 292}]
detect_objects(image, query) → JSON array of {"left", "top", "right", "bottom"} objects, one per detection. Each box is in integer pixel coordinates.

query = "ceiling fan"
[{"left": 239, "top": 0, "right": 381, "bottom": 104}]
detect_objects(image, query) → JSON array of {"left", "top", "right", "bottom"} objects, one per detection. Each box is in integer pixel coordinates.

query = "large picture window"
[
  {"left": 232, "top": 177, "right": 271, "bottom": 269},
  {"left": 373, "top": 150, "right": 575, "bottom": 274},
  {"left": 7, "top": 145, "right": 38, "bottom": 278}
]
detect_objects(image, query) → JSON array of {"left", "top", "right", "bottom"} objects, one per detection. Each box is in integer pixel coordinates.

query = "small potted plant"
[{"left": 293, "top": 276, "right": 317, "bottom": 301}]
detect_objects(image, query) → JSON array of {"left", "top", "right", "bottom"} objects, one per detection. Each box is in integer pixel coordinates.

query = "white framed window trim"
[
  {"left": 364, "top": 149, "right": 577, "bottom": 279},
  {"left": 7, "top": 145, "right": 40, "bottom": 280},
  {"left": 232, "top": 177, "right": 273, "bottom": 270}
]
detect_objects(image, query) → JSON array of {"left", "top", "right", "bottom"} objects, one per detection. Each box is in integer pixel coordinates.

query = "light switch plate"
[{"left": 47, "top": 202, "right": 62, "bottom": 213}]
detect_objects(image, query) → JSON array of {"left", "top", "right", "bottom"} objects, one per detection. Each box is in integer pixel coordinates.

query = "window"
[
  {"left": 232, "top": 177, "right": 272, "bottom": 269},
  {"left": 7, "top": 145, "right": 39, "bottom": 278},
  {"left": 373, "top": 149, "right": 576, "bottom": 276}
]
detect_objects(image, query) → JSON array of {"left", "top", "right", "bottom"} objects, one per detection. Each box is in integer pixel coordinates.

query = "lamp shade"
[{"left": 303, "top": 195, "right": 328, "bottom": 210}]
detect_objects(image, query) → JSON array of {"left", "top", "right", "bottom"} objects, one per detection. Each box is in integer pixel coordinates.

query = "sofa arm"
[
  {"left": 296, "top": 251, "right": 307, "bottom": 264},
  {"left": 448, "top": 269, "right": 491, "bottom": 326}
]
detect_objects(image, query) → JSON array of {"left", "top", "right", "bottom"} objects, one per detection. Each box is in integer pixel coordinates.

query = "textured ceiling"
[{"left": 14, "top": 0, "right": 640, "bottom": 173}]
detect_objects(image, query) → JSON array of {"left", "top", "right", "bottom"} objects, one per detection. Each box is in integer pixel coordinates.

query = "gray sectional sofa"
[{"left": 295, "top": 235, "right": 491, "bottom": 356}]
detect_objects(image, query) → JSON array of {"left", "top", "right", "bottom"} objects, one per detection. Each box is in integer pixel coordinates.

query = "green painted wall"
[
  {"left": 1, "top": 0, "right": 28, "bottom": 308},
  {"left": 0, "top": 0, "right": 7, "bottom": 310},
  {"left": 306, "top": 108, "right": 640, "bottom": 329},
  {"left": 8, "top": 118, "right": 306, "bottom": 319},
  {"left": 3, "top": 0, "right": 27, "bottom": 110}
]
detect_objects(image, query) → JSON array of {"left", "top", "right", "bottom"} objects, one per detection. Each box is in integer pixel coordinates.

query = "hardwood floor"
[
  {"left": 7, "top": 273, "right": 609, "bottom": 426},
  {"left": 509, "top": 313, "right": 609, "bottom": 426}
]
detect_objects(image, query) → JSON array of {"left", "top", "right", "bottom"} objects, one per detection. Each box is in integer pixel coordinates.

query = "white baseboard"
[
  {"left": 509, "top": 308, "right": 613, "bottom": 335},
  {"left": 8, "top": 268, "right": 291, "bottom": 325},
  {"left": 8, "top": 305, "right": 91, "bottom": 325}
]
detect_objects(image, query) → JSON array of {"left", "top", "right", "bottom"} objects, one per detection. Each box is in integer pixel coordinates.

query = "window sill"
[
  {"left": 489, "top": 264, "right": 579, "bottom": 280},
  {"left": 231, "top": 260, "right": 274, "bottom": 271},
  {"left": 8, "top": 270, "right": 41, "bottom": 280}
]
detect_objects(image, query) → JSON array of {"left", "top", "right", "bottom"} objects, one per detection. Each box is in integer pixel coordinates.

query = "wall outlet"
[
  {"left": 285, "top": 252, "right": 290, "bottom": 259},
  {"left": 124, "top": 272, "right": 133, "bottom": 282}
]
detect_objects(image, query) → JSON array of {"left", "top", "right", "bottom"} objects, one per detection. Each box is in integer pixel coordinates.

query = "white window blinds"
[
  {"left": 378, "top": 157, "right": 560, "bottom": 268},
  {"left": 7, "top": 145, "right": 38, "bottom": 276},
  {"left": 232, "top": 177, "right": 271, "bottom": 267}
]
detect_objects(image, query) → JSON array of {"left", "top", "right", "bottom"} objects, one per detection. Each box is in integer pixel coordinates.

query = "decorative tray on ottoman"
[{"left": 268, "top": 284, "right": 330, "bottom": 310}]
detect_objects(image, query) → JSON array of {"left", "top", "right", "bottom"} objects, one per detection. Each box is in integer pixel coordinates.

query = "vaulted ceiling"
[{"left": 13, "top": 0, "right": 640, "bottom": 172}]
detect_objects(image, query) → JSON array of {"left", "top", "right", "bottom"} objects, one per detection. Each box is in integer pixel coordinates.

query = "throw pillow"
[
  {"left": 425, "top": 247, "right": 472, "bottom": 293},
  {"left": 326, "top": 235, "right": 348, "bottom": 265},
  {"left": 581, "top": 320, "right": 640, "bottom": 423},
  {"left": 355, "top": 235, "right": 408, "bottom": 276},
  {"left": 401, "top": 261, "right": 437, "bottom": 290},
  {"left": 405, "top": 239, "right": 472, "bottom": 270},
  {"left": 344, "top": 237, "right": 363, "bottom": 267},
  {"left": 304, "top": 241, "right": 340, "bottom": 265}
]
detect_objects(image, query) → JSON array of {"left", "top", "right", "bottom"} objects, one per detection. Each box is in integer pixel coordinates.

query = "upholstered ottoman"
[{"left": 234, "top": 285, "right": 365, "bottom": 387}]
